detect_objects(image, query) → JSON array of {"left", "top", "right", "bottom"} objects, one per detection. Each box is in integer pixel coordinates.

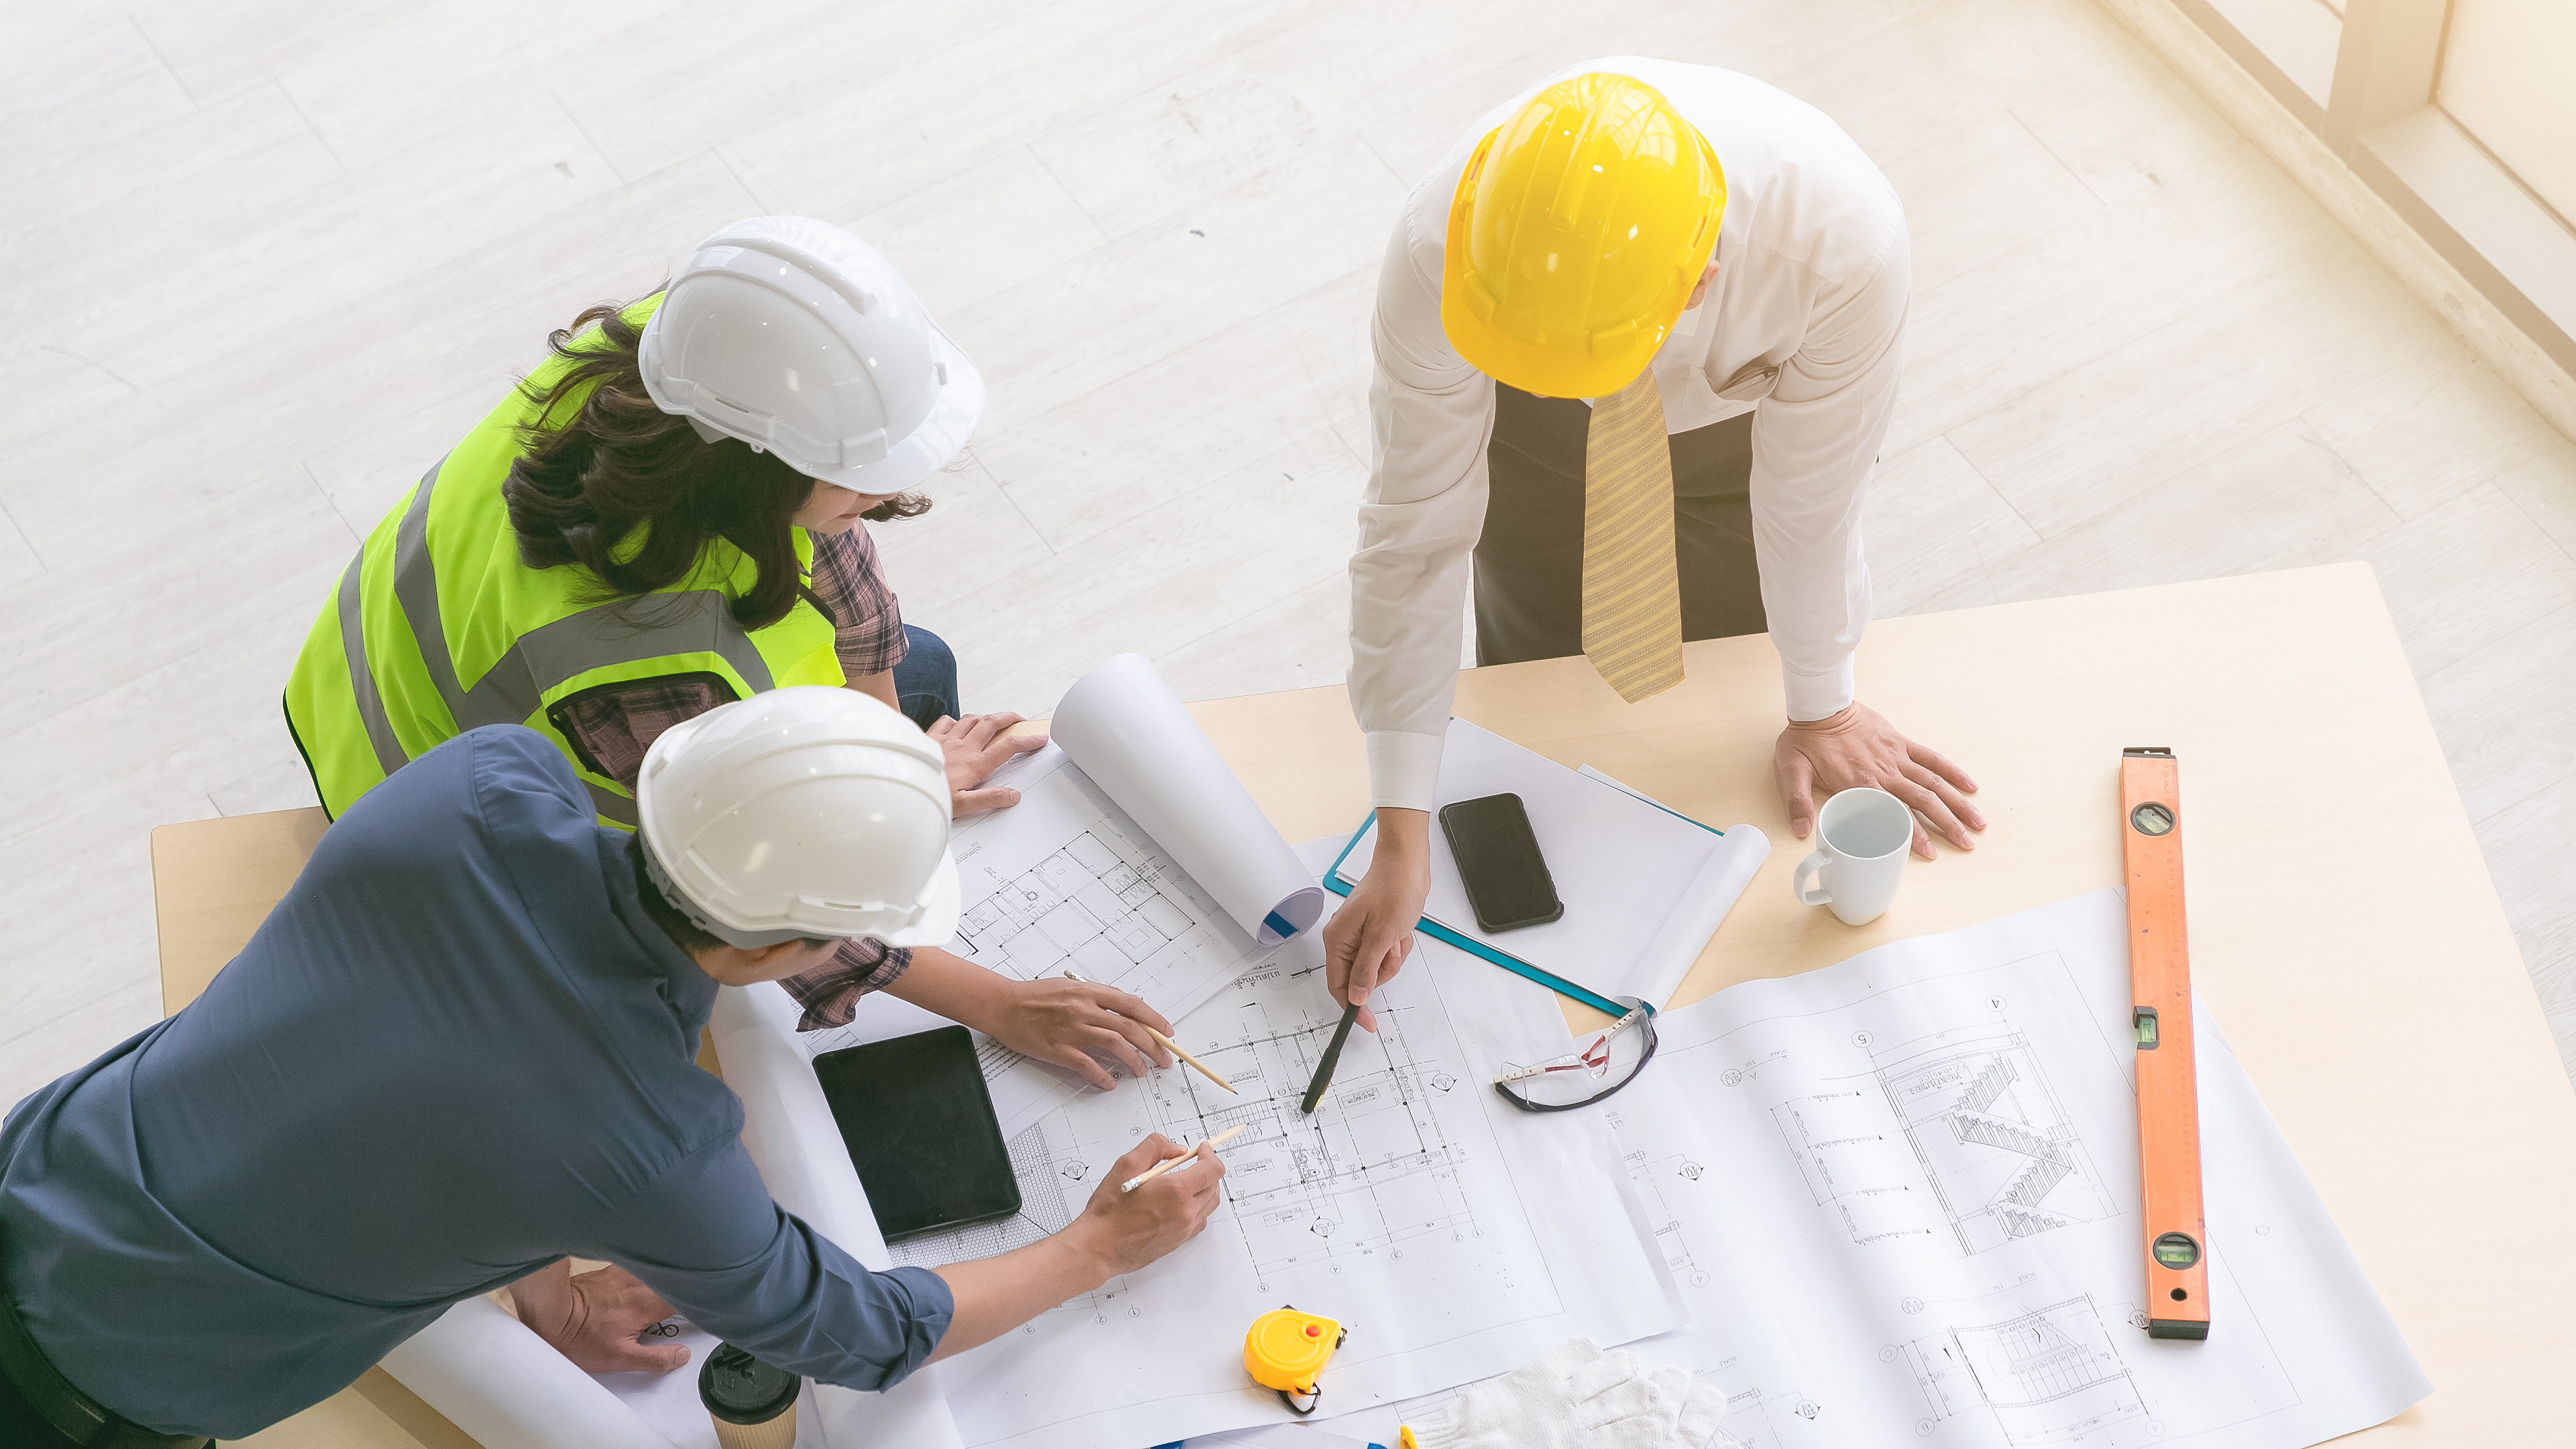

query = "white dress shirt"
[{"left": 1349, "top": 58, "right": 1910, "bottom": 812}]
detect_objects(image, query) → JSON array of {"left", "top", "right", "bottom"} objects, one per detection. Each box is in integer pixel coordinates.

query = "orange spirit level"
[{"left": 2122, "top": 747, "right": 2210, "bottom": 1340}]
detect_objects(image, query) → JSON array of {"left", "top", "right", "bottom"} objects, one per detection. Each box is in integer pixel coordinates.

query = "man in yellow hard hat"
[{"left": 1329, "top": 60, "right": 1985, "bottom": 1024}]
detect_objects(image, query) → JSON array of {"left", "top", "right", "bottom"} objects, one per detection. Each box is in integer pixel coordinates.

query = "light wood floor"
[{"left": 5, "top": 0, "right": 2571, "bottom": 1110}]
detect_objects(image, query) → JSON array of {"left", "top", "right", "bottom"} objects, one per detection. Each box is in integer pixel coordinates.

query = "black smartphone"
[
  {"left": 812, "top": 1026, "right": 1021, "bottom": 1242},
  {"left": 1438, "top": 791, "right": 1564, "bottom": 933}
]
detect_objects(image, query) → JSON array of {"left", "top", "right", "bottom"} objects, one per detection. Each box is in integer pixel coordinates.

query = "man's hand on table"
[
  {"left": 928, "top": 711, "right": 1047, "bottom": 817},
  {"left": 509, "top": 1262, "right": 689, "bottom": 1375},
  {"left": 1319, "top": 808, "right": 1427, "bottom": 1034},
  {"left": 1773, "top": 702, "right": 1983, "bottom": 859}
]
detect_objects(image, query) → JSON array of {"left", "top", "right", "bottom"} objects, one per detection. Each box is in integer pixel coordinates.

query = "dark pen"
[{"left": 1299, "top": 1002, "right": 1363, "bottom": 1115}]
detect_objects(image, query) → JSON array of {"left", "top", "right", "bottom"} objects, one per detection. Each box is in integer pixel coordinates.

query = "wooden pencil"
[
  {"left": 1120, "top": 1123, "right": 1248, "bottom": 1193},
  {"left": 1146, "top": 1026, "right": 1237, "bottom": 1094}
]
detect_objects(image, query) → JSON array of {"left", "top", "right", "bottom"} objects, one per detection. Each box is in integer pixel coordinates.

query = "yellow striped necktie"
[{"left": 1581, "top": 370, "right": 1684, "bottom": 702}]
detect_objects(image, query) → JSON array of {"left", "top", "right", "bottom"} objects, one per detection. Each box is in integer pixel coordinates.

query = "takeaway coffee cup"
[
  {"left": 1791, "top": 787, "right": 1912, "bottom": 926},
  {"left": 701, "top": 1342, "right": 799, "bottom": 1449}
]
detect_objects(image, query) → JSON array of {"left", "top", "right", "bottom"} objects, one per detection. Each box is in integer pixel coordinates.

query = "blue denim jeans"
[{"left": 892, "top": 624, "right": 960, "bottom": 732}]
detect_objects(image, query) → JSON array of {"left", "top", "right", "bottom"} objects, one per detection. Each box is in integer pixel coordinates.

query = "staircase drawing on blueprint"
[
  {"left": 1899, "top": 1294, "right": 2151, "bottom": 1444},
  {"left": 1773, "top": 989, "right": 2118, "bottom": 1257},
  {"left": 1432, "top": 905, "right": 2423, "bottom": 1449}
]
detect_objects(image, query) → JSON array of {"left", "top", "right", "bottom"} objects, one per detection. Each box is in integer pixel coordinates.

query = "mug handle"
[{"left": 1794, "top": 849, "right": 1834, "bottom": 907}]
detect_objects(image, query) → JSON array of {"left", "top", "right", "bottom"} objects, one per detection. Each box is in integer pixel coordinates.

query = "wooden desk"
[{"left": 150, "top": 563, "right": 2573, "bottom": 1446}]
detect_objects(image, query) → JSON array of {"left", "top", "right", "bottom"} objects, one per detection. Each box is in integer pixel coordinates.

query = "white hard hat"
[
  {"left": 637, "top": 216, "right": 986, "bottom": 494},
  {"left": 636, "top": 687, "right": 961, "bottom": 951}
]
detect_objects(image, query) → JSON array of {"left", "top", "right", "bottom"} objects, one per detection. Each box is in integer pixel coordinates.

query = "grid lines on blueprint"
[
  {"left": 1149, "top": 960, "right": 1481, "bottom": 1282},
  {"left": 951, "top": 823, "right": 1212, "bottom": 985}
]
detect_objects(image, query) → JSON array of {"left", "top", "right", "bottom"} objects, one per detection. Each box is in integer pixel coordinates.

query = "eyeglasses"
[{"left": 1491, "top": 996, "right": 1659, "bottom": 1113}]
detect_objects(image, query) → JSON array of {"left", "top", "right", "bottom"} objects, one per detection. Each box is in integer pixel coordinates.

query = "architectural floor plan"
[
  {"left": 800, "top": 745, "right": 1280, "bottom": 1127},
  {"left": 1334, "top": 890, "right": 2422, "bottom": 1449},
  {"left": 941, "top": 747, "right": 1271, "bottom": 1013},
  {"left": 905, "top": 935, "right": 1684, "bottom": 1449},
  {"left": 892, "top": 964, "right": 1481, "bottom": 1288},
  {"left": 951, "top": 826, "right": 1208, "bottom": 986}
]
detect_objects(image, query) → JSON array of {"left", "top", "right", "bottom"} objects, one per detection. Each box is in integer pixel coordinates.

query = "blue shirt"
[{"left": 0, "top": 727, "right": 953, "bottom": 1439}]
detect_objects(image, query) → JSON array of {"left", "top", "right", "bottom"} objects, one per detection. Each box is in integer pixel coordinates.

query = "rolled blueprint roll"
[
  {"left": 1629, "top": 825, "right": 1770, "bottom": 1009},
  {"left": 710, "top": 983, "right": 967, "bottom": 1449},
  {"left": 1052, "top": 653, "right": 1326, "bottom": 946},
  {"left": 378, "top": 1295, "right": 683, "bottom": 1449}
]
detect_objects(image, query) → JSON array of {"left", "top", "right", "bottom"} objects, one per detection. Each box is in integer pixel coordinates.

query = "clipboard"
[{"left": 1322, "top": 811, "right": 1642, "bottom": 1020}]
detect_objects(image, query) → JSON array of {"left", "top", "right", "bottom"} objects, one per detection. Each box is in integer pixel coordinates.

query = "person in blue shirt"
[{"left": 0, "top": 693, "right": 1227, "bottom": 1446}]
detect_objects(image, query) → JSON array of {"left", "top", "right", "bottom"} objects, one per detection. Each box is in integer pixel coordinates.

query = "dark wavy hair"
[{"left": 502, "top": 297, "right": 932, "bottom": 631}]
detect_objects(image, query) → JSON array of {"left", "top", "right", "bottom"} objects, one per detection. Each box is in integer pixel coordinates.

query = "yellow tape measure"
[{"left": 1243, "top": 1307, "right": 1345, "bottom": 1415}]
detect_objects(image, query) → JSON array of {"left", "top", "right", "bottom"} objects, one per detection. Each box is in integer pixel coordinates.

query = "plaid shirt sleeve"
[
  {"left": 807, "top": 524, "right": 909, "bottom": 680},
  {"left": 777, "top": 939, "right": 914, "bottom": 1030},
  {"left": 553, "top": 676, "right": 734, "bottom": 791},
  {"left": 773, "top": 524, "right": 924, "bottom": 1024}
]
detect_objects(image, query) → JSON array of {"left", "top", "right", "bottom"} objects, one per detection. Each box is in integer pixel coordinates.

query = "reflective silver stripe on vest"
[
  {"left": 336, "top": 548, "right": 409, "bottom": 777},
  {"left": 585, "top": 779, "right": 641, "bottom": 829},
  {"left": 386, "top": 459, "right": 780, "bottom": 736}
]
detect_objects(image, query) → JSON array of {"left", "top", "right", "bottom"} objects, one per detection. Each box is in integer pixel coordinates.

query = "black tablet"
[{"left": 812, "top": 1026, "right": 1022, "bottom": 1242}]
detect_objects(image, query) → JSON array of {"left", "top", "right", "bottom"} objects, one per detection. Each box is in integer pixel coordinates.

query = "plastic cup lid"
[{"left": 699, "top": 1342, "right": 798, "bottom": 1424}]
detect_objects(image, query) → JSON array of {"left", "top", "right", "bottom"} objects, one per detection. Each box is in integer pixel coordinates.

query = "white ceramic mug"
[{"left": 1792, "top": 787, "right": 1912, "bottom": 926}]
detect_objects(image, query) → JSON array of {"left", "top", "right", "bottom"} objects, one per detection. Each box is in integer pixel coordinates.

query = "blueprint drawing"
[
  {"left": 1330, "top": 890, "right": 2426, "bottom": 1449},
  {"left": 943, "top": 746, "right": 1270, "bottom": 1020},
  {"left": 906, "top": 931, "right": 1684, "bottom": 1449},
  {"left": 1773, "top": 1015, "right": 2120, "bottom": 1258},
  {"left": 801, "top": 745, "right": 1277, "bottom": 1126}
]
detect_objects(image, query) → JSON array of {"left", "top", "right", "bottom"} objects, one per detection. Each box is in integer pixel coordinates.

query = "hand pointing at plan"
[{"left": 1321, "top": 808, "right": 1427, "bottom": 1033}]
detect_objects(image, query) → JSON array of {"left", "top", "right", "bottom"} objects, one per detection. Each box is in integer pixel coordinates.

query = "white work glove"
[
  {"left": 1407, "top": 1339, "right": 1611, "bottom": 1449},
  {"left": 1581, "top": 1361, "right": 1736, "bottom": 1449},
  {"left": 1408, "top": 1340, "right": 1737, "bottom": 1449}
]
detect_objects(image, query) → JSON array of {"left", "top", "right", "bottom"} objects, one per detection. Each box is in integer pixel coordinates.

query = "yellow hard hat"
[{"left": 1442, "top": 72, "right": 1726, "bottom": 399}]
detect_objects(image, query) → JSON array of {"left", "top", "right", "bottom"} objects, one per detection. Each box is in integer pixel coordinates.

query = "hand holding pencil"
[
  {"left": 975, "top": 971, "right": 1179, "bottom": 1091},
  {"left": 1063, "top": 968, "right": 1238, "bottom": 1095},
  {"left": 1060, "top": 1132, "right": 1230, "bottom": 1278},
  {"left": 1121, "top": 1124, "right": 1248, "bottom": 1192}
]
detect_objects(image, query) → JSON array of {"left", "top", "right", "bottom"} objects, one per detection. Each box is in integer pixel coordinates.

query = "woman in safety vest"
[
  {"left": 282, "top": 217, "right": 1158, "bottom": 1048},
  {"left": 284, "top": 215, "right": 1017, "bottom": 831}
]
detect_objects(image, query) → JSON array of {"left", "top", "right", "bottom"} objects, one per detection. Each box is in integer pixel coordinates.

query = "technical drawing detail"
[
  {"left": 1773, "top": 988, "right": 2117, "bottom": 1257},
  {"left": 952, "top": 827, "right": 1216, "bottom": 983},
  {"left": 1903, "top": 1296, "right": 2147, "bottom": 1445},
  {"left": 1161, "top": 989, "right": 1481, "bottom": 1279}
]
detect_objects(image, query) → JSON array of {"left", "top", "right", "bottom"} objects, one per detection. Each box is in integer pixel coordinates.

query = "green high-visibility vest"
[{"left": 284, "top": 297, "right": 843, "bottom": 827}]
